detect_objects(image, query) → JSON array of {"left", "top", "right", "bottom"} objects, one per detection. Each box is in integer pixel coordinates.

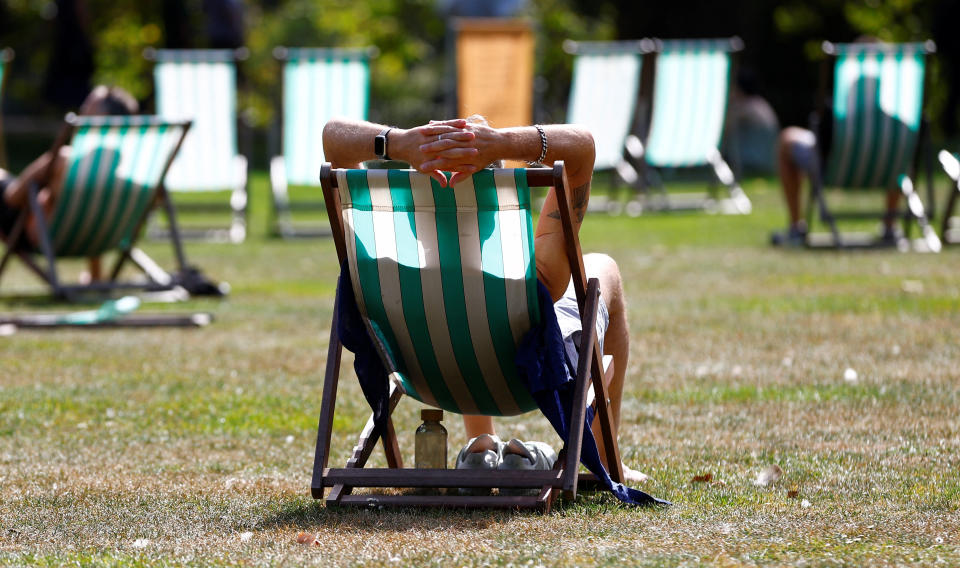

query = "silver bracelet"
[{"left": 530, "top": 124, "right": 547, "bottom": 165}]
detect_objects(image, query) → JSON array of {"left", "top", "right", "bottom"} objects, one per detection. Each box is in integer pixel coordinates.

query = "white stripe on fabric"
[
  {"left": 409, "top": 172, "right": 479, "bottom": 414},
  {"left": 452, "top": 175, "right": 520, "bottom": 416},
  {"left": 368, "top": 171, "right": 433, "bottom": 406},
  {"left": 869, "top": 53, "right": 898, "bottom": 187},
  {"left": 493, "top": 169, "right": 530, "bottom": 347}
]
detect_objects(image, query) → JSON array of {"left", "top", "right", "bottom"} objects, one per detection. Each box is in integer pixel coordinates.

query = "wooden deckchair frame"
[
  {"left": 0, "top": 114, "right": 194, "bottom": 301},
  {"left": 312, "top": 162, "right": 623, "bottom": 511},
  {"left": 805, "top": 40, "right": 939, "bottom": 250}
]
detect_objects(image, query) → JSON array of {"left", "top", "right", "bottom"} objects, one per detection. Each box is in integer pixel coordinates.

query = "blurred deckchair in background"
[
  {"left": 807, "top": 41, "right": 939, "bottom": 251},
  {"left": 269, "top": 47, "right": 376, "bottom": 238},
  {"left": 146, "top": 48, "right": 248, "bottom": 243},
  {"left": 563, "top": 39, "right": 650, "bottom": 211},
  {"left": 937, "top": 150, "right": 960, "bottom": 245},
  {"left": 631, "top": 37, "right": 751, "bottom": 215},
  {"left": 0, "top": 114, "right": 193, "bottom": 301}
]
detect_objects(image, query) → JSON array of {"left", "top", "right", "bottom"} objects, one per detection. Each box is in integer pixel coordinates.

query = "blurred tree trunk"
[{"left": 44, "top": 0, "right": 94, "bottom": 108}]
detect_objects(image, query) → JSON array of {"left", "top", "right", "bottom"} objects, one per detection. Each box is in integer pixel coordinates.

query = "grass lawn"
[{"left": 0, "top": 172, "right": 958, "bottom": 566}]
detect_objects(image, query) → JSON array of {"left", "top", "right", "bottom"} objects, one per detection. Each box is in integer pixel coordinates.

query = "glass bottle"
[{"left": 414, "top": 409, "right": 447, "bottom": 469}]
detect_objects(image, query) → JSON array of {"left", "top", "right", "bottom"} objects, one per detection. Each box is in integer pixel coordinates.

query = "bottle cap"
[{"left": 421, "top": 408, "right": 443, "bottom": 421}]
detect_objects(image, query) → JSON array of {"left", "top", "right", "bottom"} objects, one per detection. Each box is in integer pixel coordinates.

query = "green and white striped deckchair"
[
  {"left": 270, "top": 47, "right": 375, "bottom": 238},
  {"left": 0, "top": 114, "right": 193, "bottom": 300},
  {"left": 564, "top": 40, "right": 649, "bottom": 190},
  {"left": 147, "top": 48, "right": 247, "bottom": 243},
  {"left": 0, "top": 48, "right": 13, "bottom": 168},
  {"left": 639, "top": 37, "right": 750, "bottom": 214},
  {"left": 808, "top": 41, "right": 939, "bottom": 251},
  {"left": 312, "top": 164, "right": 624, "bottom": 510}
]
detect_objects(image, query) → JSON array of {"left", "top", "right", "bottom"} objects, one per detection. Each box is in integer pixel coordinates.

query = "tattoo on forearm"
[{"left": 573, "top": 183, "right": 589, "bottom": 222}]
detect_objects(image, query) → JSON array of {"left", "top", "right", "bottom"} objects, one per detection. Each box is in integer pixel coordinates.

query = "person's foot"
[{"left": 770, "top": 224, "right": 808, "bottom": 247}]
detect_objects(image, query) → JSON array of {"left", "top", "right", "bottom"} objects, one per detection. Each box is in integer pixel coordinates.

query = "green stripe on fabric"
[
  {"left": 515, "top": 169, "right": 540, "bottom": 326},
  {"left": 346, "top": 170, "right": 416, "bottom": 398},
  {"left": 60, "top": 125, "right": 110, "bottom": 254},
  {"left": 387, "top": 170, "right": 458, "bottom": 412},
  {"left": 72, "top": 125, "right": 126, "bottom": 255},
  {"left": 432, "top": 175, "right": 501, "bottom": 415},
  {"left": 475, "top": 170, "right": 537, "bottom": 411}
]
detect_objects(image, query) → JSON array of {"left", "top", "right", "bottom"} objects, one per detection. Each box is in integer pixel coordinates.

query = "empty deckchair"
[
  {"left": 0, "top": 114, "right": 194, "bottom": 301},
  {"left": 270, "top": 47, "right": 376, "bottom": 238},
  {"left": 0, "top": 48, "right": 13, "bottom": 168},
  {"left": 146, "top": 48, "right": 248, "bottom": 243},
  {"left": 806, "top": 41, "right": 939, "bottom": 251},
  {"left": 563, "top": 39, "right": 649, "bottom": 202},
  {"left": 631, "top": 37, "right": 751, "bottom": 215},
  {"left": 312, "top": 163, "right": 668, "bottom": 511}
]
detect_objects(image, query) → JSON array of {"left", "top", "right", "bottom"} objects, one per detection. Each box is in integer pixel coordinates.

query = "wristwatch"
[{"left": 374, "top": 127, "right": 393, "bottom": 160}]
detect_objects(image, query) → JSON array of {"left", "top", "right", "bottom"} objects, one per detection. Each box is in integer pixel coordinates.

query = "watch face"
[{"left": 375, "top": 134, "right": 387, "bottom": 158}]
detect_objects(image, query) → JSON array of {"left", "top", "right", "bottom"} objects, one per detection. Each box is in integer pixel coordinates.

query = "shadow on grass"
[{"left": 261, "top": 490, "right": 627, "bottom": 531}]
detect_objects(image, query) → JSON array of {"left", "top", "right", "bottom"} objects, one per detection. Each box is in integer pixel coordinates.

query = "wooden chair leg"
[{"left": 311, "top": 303, "right": 344, "bottom": 499}]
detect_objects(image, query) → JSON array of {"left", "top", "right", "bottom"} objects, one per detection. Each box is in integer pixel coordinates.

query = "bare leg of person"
[
  {"left": 583, "top": 253, "right": 648, "bottom": 483},
  {"left": 778, "top": 127, "right": 810, "bottom": 229},
  {"left": 463, "top": 415, "right": 496, "bottom": 440}
]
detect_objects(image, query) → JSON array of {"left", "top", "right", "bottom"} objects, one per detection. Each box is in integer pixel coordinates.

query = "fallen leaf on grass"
[
  {"left": 132, "top": 538, "right": 150, "bottom": 549},
  {"left": 753, "top": 464, "right": 783, "bottom": 487},
  {"left": 296, "top": 532, "right": 320, "bottom": 546},
  {"left": 801, "top": 499, "right": 812, "bottom": 508},
  {"left": 844, "top": 368, "right": 859, "bottom": 383},
  {"left": 691, "top": 473, "right": 713, "bottom": 483},
  {"left": 240, "top": 531, "right": 253, "bottom": 543},
  {"left": 787, "top": 489, "right": 799, "bottom": 498}
]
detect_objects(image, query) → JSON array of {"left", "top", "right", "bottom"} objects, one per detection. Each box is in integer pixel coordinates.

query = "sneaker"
[
  {"left": 498, "top": 439, "right": 558, "bottom": 496},
  {"left": 770, "top": 224, "right": 808, "bottom": 247},
  {"left": 455, "top": 434, "right": 503, "bottom": 496}
]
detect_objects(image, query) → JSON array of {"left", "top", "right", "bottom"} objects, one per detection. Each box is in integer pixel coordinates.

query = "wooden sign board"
[{"left": 455, "top": 19, "right": 533, "bottom": 132}]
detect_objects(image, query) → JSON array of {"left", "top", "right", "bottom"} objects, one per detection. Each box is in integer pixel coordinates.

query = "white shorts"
[{"left": 553, "top": 277, "right": 609, "bottom": 376}]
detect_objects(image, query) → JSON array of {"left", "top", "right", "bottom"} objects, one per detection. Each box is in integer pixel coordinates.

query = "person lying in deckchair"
[
  {"left": 323, "top": 115, "right": 649, "bottom": 483},
  {"left": 0, "top": 85, "right": 137, "bottom": 281}
]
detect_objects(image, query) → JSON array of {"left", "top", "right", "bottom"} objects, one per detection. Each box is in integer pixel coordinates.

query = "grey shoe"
[
  {"left": 455, "top": 434, "right": 503, "bottom": 496},
  {"left": 498, "top": 439, "right": 558, "bottom": 496}
]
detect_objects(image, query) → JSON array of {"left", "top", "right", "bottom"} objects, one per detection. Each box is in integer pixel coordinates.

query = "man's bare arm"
[{"left": 322, "top": 117, "right": 477, "bottom": 185}]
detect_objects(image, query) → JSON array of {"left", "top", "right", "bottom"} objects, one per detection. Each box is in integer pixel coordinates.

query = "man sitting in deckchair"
[
  {"left": 0, "top": 85, "right": 138, "bottom": 280},
  {"left": 324, "top": 115, "right": 649, "bottom": 483}
]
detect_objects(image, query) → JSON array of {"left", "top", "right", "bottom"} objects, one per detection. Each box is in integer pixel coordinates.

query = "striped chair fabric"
[
  {"left": 338, "top": 168, "right": 541, "bottom": 416},
  {"left": 644, "top": 39, "right": 734, "bottom": 168},
  {"left": 566, "top": 43, "right": 643, "bottom": 170},
  {"left": 152, "top": 49, "right": 242, "bottom": 191},
  {"left": 280, "top": 48, "right": 371, "bottom": 185},
  {"left": 49, "top": 116, "right": 188, "bottom": 257},
  {"left": 823, "top": 42, "right": 928, "bottom": 189}
]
